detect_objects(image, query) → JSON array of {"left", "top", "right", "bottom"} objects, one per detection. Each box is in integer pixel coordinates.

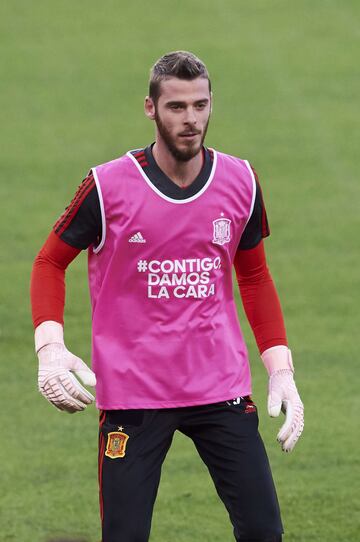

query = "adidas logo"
[{"left": 129, "top": 232, "right": 146, "bottom": 243}]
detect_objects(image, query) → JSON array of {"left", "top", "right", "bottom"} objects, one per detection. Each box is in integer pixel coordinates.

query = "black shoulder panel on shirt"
[
  {"left": 238, "top": 178, "right": 270, "bottom": 251},
  {"left": 55, "top": 181, "right": 102, "bottom": 250}
]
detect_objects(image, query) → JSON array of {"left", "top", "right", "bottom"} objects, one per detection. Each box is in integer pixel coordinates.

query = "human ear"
[{"left": 144, "top": 96, "right": 156, "bottom": 120}]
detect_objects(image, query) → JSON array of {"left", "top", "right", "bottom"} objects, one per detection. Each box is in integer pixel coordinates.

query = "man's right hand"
[
  {"left": 35, "top": 321, "right": 96, "bottom": 413},
  {"left": 38, "top": 343, "right": 96, "bottom": 413}
]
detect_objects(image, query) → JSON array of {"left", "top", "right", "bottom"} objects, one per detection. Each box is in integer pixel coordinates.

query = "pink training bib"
[{"left": 88, "top": 149, "right": 256, "bottom": 409}]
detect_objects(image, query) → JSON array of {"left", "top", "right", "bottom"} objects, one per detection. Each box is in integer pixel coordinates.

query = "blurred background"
[{"left": 0, "top": 1, "right": 359, "bottom": 540}]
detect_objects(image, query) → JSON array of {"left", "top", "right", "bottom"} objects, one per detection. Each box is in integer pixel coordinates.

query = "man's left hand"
[
  {"left": 261, "top": 346, "right": 304, "bottom": 452},
  {"left": 267, "top": 369, "right": 304, "bottom": 452}
]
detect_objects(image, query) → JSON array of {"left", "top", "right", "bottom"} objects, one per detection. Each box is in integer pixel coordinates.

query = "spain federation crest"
[
  {"left": 105, "top": 431, "right": 129, "bottom": 459},
  {"left": 212, "top": 217, "right": 232, "bottom": 245}
]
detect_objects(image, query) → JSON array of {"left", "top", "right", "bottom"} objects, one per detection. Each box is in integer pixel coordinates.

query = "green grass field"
[{"left": 1, "top": 1, "right": 359, "bottom": 540}]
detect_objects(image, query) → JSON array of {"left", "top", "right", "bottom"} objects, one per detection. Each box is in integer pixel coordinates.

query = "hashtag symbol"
[{"left": 137, "top": 259, "right": 148, "bottom": 272}]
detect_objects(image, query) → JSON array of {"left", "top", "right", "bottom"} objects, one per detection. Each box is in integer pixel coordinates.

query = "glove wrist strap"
[
  {"left": 35, "top": 321, "right": 64, "bottom": 353},
  {"left": 261, "top": 345, "right": 294, "bottom": 376}
]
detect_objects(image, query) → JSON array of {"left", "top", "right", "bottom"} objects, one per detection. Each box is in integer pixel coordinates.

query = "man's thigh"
[
  {"left": 178, "top": 397, "right": 283, "bottom": 541},
  {"left": 99, "top": 409, "right": 176, "bottom": 542}
]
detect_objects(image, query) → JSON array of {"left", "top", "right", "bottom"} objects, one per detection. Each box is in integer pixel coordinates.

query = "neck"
[{"left": 152, "top": 139, "right": 203, "bottom": 188}]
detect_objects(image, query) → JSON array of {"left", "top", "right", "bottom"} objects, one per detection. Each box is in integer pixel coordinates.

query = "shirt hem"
[{"left": 96, "top": 389, "right": 253, "bottom": 410}]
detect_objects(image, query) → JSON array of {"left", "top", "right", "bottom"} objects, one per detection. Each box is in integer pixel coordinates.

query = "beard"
[{"left": 154, "top": 110, "right": 210, "bottom": 162}]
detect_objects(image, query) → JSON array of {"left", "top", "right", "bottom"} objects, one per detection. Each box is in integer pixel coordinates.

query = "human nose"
[{"left": 184, "top": 106, "right": 197, "bottom": 125}]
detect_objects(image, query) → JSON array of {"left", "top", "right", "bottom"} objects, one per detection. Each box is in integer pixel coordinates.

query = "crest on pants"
[
  {"left": 212, "top": 218, "right": 231, "bottom": 245},
  {"left": 105, "top": 431, "right": 129, "bottom": 459}
]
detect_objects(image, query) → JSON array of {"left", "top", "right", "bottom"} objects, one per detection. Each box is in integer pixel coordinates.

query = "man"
[{"left": 31, "top": 51, "right": 304, "bottom": 542}]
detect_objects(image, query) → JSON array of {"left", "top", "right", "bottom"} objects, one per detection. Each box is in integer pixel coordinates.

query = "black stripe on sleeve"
[{"left": 54, "top": 177, "right": 102, "bottom": 250}]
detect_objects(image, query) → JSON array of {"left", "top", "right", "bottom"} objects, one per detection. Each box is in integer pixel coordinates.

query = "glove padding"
[
  {"left": 38, "top": 343, "right": 96, "bottom": 414},
  {"left": 268, "top": 369, "right": 304, "bottom": 452}
]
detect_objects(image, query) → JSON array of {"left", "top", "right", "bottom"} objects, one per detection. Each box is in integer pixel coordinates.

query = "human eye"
[
  {"left": 168, "top": 103, "right": 183, "bottom": 110},
  {"left": 195, "top": 101, "right": 207, "bottom": 110}
]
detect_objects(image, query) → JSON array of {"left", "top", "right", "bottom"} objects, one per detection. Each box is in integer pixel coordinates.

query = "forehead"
[{"left": 157, "top": 77, "right": 210, "bottom": 103}]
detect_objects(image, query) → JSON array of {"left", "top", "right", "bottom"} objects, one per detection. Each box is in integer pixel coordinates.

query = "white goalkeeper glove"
[
  {"left": 261, "top": 345, "right": 304, "bottom": 452},
  {"left": 35, "top": 321, "right": 96, "bottom": 414}
]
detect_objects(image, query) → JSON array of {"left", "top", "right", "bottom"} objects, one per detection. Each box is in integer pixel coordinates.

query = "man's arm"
[
  {"left": 30, "top": 174, "right": 100, "bottom": 413},
  {"left": 234, "top": 241, "right": 304, "bottom": 452},
  {"left": 234, "top": 162, "right": 304, "bottom": 452},
  {"left": 234, "top": 240, "right": 287, "bottom": 354},
  {"left": 31, "top": 231, "right": 80, "bottom": 327}
]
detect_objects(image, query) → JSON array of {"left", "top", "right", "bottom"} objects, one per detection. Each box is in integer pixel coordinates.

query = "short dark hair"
[{"left": 149, "top": 51, "right": 211, "bottom": 102}]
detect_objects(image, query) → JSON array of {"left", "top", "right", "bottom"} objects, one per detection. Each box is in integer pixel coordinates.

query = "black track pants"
[{"left": 98, "top": 397, "right": 283, "bottom": 541}]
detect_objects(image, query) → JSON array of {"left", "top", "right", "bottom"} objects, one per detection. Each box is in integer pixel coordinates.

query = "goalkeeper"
[{"left": 31, "top": 51, "right": 304, "bottom": 542}]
